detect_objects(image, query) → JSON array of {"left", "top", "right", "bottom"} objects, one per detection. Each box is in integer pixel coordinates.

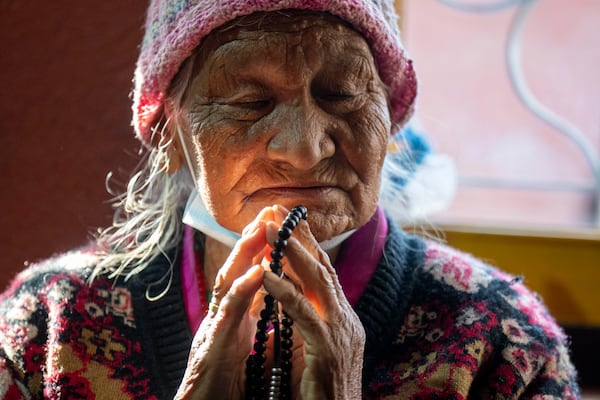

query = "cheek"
[
  {"left": 188, "top": 112, "right": 247, "bottom": 204},
  {"left": 348, "top": 99, "right": 391, "bottom": 181},
  {"left": 188, "top": 112, "right": 274, "bottom": 233},
  {"left": 190, "top": 109, "right": 255, "bottom": 179},
  {"left": 345, "top": 97, "right": 391, "bottom": 219},
  {"left": 193, "top": 146, "right": 249, "bottom": 230}
]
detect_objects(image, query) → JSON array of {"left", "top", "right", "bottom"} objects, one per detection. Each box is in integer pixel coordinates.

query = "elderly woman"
[{"left": 0, "top": 0, "right": 579, "bottom": 399}]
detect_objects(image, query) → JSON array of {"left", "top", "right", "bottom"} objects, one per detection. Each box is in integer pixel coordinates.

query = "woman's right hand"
[{"left": 174, "top": 209, "right": 272, "bottom": 400}]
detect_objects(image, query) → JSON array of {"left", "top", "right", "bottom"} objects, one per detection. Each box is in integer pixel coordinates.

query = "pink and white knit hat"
[{"left": 132, "top": 0, "right": 418, "bottom": 144}]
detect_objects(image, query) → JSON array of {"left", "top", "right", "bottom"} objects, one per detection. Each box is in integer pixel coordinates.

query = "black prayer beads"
[{"left": 245, "top": 206, "right": 307, "bottom": 400}]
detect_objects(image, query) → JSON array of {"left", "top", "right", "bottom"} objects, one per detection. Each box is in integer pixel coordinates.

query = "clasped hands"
[{"left": 175, "top": 205, "right": 365, "bottom": 399}]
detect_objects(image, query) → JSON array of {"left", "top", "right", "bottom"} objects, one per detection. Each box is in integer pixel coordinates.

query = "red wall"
[{"left": 0, "top": 2, "right": 147, "bottom": 289}]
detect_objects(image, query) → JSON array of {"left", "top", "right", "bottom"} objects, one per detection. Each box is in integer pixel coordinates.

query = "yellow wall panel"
[{"left": 440, "top": 227, "right": 600, "bottom": 326}]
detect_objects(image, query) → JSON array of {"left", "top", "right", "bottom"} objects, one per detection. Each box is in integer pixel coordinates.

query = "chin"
[{"left": 305, "top": 208, "right": 360, "bottom": 242}]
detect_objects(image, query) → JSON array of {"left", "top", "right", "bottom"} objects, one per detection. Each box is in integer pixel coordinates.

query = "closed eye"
[
  {"left": 319, "top": 92, "right": 356, "bottom": 102},
  {"left": 231, "top": 99, "right": 272, "bottom": 110}
]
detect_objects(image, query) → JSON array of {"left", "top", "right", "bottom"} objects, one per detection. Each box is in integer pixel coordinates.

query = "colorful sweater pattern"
[{"left": 0, "top": 224, "right": 579, "bottom": 399}]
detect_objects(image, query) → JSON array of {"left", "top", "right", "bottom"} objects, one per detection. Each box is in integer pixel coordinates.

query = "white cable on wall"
[
  {"left": 435, "top": 0, "right": 600, "bottom": 226},
  {"left": 436, "top": 0, "right": 522, "bottom": 13},
  {"left": 505, "top": 0, "right": 600, "bottom": 226}
]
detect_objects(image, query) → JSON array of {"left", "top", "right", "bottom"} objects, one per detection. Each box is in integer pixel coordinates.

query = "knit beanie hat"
[{"left": 132, "top": 0, "right": 417, "bottom": 144}]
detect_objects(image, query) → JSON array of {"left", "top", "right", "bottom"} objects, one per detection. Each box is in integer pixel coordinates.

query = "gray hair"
[{"left": 92, "top": 58, "right": 197, "bottom": 284}]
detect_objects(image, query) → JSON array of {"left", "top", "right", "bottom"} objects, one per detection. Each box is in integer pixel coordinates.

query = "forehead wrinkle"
[
  {"left": 283, "top": 34, "right": 314, "bottom": 90},
  {"left": 193, "top": 15, "right": 378, "bottom": 100},
  {"left": 198, "top": 37, "right": 269, "bottom": 97},
  {"left": 211, "top": 33, "right": 313, "bottom": 93},
  {"left": 194, "top": 12, "right": 371, "bottom": 69},
  {"left": 207, "top": 37, "right": 261, "bottom": 72}
]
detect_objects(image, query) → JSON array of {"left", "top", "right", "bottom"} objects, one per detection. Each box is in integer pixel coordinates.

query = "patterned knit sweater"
[{"left": 0, "top": 223, "right": 579, "bottom": 399}]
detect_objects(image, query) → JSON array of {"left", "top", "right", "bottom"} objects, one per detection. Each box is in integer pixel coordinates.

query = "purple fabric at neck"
[
  {"left": 181, "top": 205, "right": 389, "bottom": 331},
  {"left": 333, "top": 205, "right": 388, "bottom": 306},
  {"left": 182, "top": 225, "right": 203, "bottom": 332}
]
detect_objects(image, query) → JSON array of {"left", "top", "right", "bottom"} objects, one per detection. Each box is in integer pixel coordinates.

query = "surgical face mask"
[
  {"left": 182, "top": 189, "right": 241, "bottom": 248},
  {"left": 182, "top": 188, "right": 355, "bottom": 250}
]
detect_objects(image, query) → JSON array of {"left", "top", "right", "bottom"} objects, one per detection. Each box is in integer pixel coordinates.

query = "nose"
[{"left": 266, "top": 100, "right": 336, "bottom": 170}]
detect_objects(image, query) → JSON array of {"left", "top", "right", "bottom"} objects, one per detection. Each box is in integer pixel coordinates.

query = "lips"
[
  {"left": 260, "top": 185, "right": 335, "bottom": 196},
  {"left": 248, "top": 182, "right": 344, "bottom": 201}
]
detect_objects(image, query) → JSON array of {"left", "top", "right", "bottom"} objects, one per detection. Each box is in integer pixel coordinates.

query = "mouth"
[
  {"left": 247, "top": 181, "right": 346, "bottom": 201},
  {"left": 256, "top": 185, "right": 338, "bottom": 197}
]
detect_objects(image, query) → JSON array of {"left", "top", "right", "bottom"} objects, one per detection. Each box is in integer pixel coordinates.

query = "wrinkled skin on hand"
[{"left": 174, "top": 206, "right": 366, "bottom": 400}]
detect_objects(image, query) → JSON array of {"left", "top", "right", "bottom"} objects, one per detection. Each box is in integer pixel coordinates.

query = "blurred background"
[
  {"left": 404, "top": 0, "right": 600, "bottom": 229},
  {"left": 402, "top": 0, "right": 600, "bottom": 391}
]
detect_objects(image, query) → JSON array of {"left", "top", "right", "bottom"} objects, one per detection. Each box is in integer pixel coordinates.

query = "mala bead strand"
[
  {"left": 246, "top": 206, "right": 307, "bottom": 400},
  {"left": 246, "top": 299, "right": 274, "bottom": 399},
  {"left": 280, "top": 313, "right": 294, "bottom": 399},
  {"left": 268, "top": 367, "right": 283, "bottom": 400}
]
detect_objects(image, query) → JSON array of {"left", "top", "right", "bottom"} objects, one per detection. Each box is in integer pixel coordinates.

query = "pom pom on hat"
[
  {"left": 132, "top": 0, "right": 417, "bottom": 144},
  {"left": 380, "top": 123, "right": 457, "bottom": 223}
]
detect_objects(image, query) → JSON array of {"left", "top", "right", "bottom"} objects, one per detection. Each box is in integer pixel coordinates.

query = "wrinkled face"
[{"left": 179, "top": 13, "right": 391, "bottom": 242}]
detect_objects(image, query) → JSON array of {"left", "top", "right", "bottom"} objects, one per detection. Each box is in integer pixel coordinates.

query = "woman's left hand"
[
  {"left": 175, "top": 209, "right": 275, "bottom": 400},
  {"left": 262, "top": 205, "right": 366, "bottom": 400}
]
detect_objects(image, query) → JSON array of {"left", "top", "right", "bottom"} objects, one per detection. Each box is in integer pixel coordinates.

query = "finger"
[
  {"left": 271, "top": 205, "right": 326, "bottom": 265},
  {"left": 191, "top": 265, "right": 265, "bottom": 386},
  {"left": 291, "top": 218, "right": 338, "bottom": 278},
  {"left": 216, "top": 264, "right": 264, "bottom": 323},
  {"left": 265, "top": 212, "right": 336, "bottom": 283},
  {"left": 265, "top": 221, "right": 343, "bottom": 317},
  {"left": 194, "top": 264, "right": 265, "bottom": 352},
  {"left": 212, "top": 208, "right": 272, "bottom": 302},
  {"left": 262, "top": 270, "right": 326, "bottom": 345},
  {"left": 213, "top": 266, "right": 268, "bottom": 363}
]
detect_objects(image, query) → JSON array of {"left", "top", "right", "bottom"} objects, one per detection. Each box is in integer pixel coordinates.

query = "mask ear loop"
[
  {"left": 177, "top": 125, "right": 199, "bottom": 186},
  {"left": 177, "top": 126, "right": 243, "bottom": 248}
]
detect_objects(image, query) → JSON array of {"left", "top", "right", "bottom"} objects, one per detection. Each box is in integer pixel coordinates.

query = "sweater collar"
[
  {"left": 353, "top": 221, "right": 426, "bottom": 382},
  {"left": 132, "top": 217, "right": 425, "bottom": 398}
]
